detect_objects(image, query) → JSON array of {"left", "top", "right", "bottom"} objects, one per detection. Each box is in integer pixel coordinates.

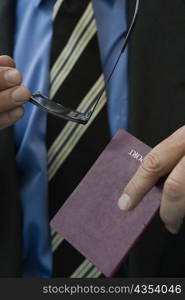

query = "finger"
[
  {"left": 0, "top": 66, "right": 22, "bottom": 91},
  {"left": 0, "top": 106, "right": 24, "bottom": 130},
  {"left": 118, "top": 126, "right": 185, "bottom": 211},
  {"left": 160, "top": 155, "right": 185, "bottom": 234},
  {"left": 0, "top": 55, "right": 16, "bottom": 68},
  {"left": 0, "top": 86, "right": 30, "bottom": 112}
]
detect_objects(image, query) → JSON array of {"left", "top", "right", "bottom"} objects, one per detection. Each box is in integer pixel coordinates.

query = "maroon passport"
[{"left": 51, "top": 129, "right": 162, "bottom": 277}]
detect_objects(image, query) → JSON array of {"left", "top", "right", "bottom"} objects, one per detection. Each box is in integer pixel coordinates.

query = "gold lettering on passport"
[{"left": 128, "top": 149, "right": 144, "bottom": 163}]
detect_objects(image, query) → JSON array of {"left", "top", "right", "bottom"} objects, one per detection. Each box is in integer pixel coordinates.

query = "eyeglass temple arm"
[{"left": 85, "top": 0, "right": 140, "bottom": 120}]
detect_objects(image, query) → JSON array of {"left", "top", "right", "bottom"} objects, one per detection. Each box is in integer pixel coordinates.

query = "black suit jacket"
[
  {"left": 0, "top": 0, "right": 22, "bottom": 277},
  {"left": 0, "top": 0, "right": 185, "bottom": 277},
  {"left": 128, "top": 0, "right": 185, "bottom": 277}
]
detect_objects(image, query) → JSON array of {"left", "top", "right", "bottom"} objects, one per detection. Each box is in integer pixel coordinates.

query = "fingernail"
[
  {"left": 12, "top": 87, "right": 29, "bottom": 103},
  {"left": 4, "top": 69, "right": 21, "bottom": 84},
  {"left": 9, "top": 107, "right": 23, "bottom": 119},
  {"left": 118, "top": 194, "right": 131, "bottom": 211}
]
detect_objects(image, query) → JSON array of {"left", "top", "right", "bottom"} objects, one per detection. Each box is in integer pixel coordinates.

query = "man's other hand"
[
  {"left": 0, "top": 55, "right": 30, "bottom": 129},
  {"left": 118, "top": 126, "right": 185, "bottom": 235}
]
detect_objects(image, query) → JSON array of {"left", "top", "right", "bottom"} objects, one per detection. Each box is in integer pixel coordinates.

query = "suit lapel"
[{"left": 0, "top": 0, "right": 22, "bottom": 277}]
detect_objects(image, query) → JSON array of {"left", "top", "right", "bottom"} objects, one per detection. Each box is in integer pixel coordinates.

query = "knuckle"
[
  {"left": 164, "top": 177, "right": 183, "bottom": 198},
  {"left": 180, "top": 156, "right": 185, "bottom": 168},
  {"left": 140, "top": 151, "right": 162, "bottom": 177}
]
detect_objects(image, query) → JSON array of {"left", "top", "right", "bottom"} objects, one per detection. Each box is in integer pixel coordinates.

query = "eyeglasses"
[{"left": 30, "top": 0, "right": 140, "bottom": 125}]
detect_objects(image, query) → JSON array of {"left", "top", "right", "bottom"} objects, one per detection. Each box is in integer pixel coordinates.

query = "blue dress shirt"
[
  {"left": 13, "top": 0, "right": 128, "bottom": 277},
  {"left": 13, "top": 0, "right": 54, "bottom": 277}
]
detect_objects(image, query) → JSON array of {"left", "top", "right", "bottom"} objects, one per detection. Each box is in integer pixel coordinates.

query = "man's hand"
[
  {"left": 118, "top": 126, "right": 185, "bottom": 234},
  {"left": 0, "top": 55, "right": 30, "bottom": 129}
]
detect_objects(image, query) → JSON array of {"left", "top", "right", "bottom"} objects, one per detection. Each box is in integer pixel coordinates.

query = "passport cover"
[{"left": 51, "top": 129, "right": 162, "bottom": 277}]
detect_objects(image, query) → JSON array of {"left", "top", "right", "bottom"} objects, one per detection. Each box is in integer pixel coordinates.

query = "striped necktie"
[{"left": 47, "top": 0, "right": 111, "bottom": 277}]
